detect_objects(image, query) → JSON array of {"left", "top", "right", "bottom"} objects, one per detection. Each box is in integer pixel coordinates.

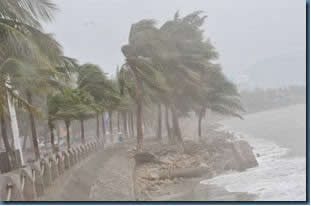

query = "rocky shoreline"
[{"left": 132, "top": 125, "right": 259, "bottom": 201}]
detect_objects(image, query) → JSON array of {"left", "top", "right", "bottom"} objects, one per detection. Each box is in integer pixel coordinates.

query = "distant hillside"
[
  {"left": 235, "top": 52, "right": 306, "bottom": 89},
  {"left": 240, "top": 86, "right": 306, "bottom": 114}
]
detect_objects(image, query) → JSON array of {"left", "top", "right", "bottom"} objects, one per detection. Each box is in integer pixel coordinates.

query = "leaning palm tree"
[
  {"left": 196, "top": 64, "right": 245, "bottom": 138},
  {"left": 157, "top": 11, "right": 210, "bottom": 147},
  {"left": 118, "top": 62, "right": 166, "bottom": 150},
  {"left": 121, "top": 19, "right": 171, "bottom": 151},
  {"left": 0, "top": 72, "right": 33, "bottom": 169},
  {"left": 2, "top": 56, "right": 62, "bottom": 160},
  {"left": 52, "top": 88, "right": 78, "bottom": 150},
  {"left": 0, "top": 0, "right": 61, "bottom": 160},
  {"left": 78, "top": 64, "right": 120, "bottom": 140},
  {"left": 0, "top": 0, "right": 57, "bottom": 25},
  {"left": 49, "top": 88, "right": 95, "bottom": 151}
]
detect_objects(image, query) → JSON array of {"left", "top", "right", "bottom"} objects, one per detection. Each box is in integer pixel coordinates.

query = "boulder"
[
  {"left": 232, "top": 140, "right": 258, "bottom": 170},
  {"left": 134, "top": 152, "right": 163, "bottom": 165},
  {"left": 211, "top": 140, "right": 258, "bottom": 172}
]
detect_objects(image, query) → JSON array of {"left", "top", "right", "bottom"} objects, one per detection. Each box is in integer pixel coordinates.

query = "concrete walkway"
[{"left": 39, "top": 141, "right": 135, "bottom": 201}]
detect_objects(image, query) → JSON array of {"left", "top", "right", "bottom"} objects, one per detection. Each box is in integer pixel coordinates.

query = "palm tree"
[
  {"left": 157, "top": 11, "right": 209, "bottom": 147},
  {"left": 0, "top": 0, "right": 61, "bottom": 160},
  {"left": 78, "top": 64, "right": 120, "bottom": 140},
  {"left": 0, "top": 71, "right": 33, "bottom": 168},
  {"left": 196, "top": 64, "right": 245, "bottom": 138},
  {"left": 46, "top": 56, "right": 78, "bottom": 152},
  {"left": 121, "top": 20, "right": 168, "bottom": 151},
  {"left": 0, "top": 0, "right": 57, "bottom": 26},
  {"left": 51, "top": 88, "right": 94, "bottom": 150}
]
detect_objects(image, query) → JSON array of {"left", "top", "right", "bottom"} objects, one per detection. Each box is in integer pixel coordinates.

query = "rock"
[
  {"left": 134, "top": 152, "right": 163, "bottom": 165},
  {"left": 160, "top": 156, "right": 174, "bottom": 164},
  {"left": 232, "top": 140, "right": 258, "bottom": 170},
  {"left": 158, "top": 167, "right": 209, "bottom": 179},
  {"left": 212, "top": 140, "right": 258, "bottom": 172},
  {"left": 149, "top": 172, "right": 160, "bottom": 180}
]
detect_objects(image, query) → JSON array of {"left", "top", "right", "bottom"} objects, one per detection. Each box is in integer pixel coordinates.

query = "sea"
[{"left": 200, "top": 104, "right": 307, "bottom": 201}]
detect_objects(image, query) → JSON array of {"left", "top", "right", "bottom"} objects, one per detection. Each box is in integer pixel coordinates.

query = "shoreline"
[
  {"left": 133, "top": 104, "right": 306, "bottom": 201},
  {"left": 133, "top": 128, "right": 259, "bottom": 201},
  {"left": 202, "top": 104, "right": 306, "bottom": 201}
]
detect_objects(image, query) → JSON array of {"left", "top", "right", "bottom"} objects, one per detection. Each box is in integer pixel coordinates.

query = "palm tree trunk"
[
  {"left": 22, "top": 134, "right": 28, "bottom": 150},
  {"left": 142, "top": 114, "right": 147, "bottom": 135},
  {"left": 198, "top": 107, "right": 205, "bottom": 138},
  {"left": 26, "top": 91, "right": 40, "bottom": 160},
  {"left": 56, "top": 123, "right": 60, "bottom": 146},
  {"left": 96, "top": 113, "right": 100, "bottom": 139},
  {"left": 0, "top": 112, "right": 12, "bottom": 170},
  {"left": 130, "top": 111, "right": 135, "bottom": 137},
  {"left": 171, "top": 107, "right": 183, "bottom": 149},
  {"left": 117, "top": 112, "right": 120, "bottom": 132},
  {"left": 136, "top": 100, "right": 143, "bottom": 151},
  {"left": 165, "top": 105, "right": 172, "bottom": 143},
  {"left": 80, "top": 119, "right": 85, "bottom": 144},
  {"left": 65, "top": 120, "right": 71, "bottom": 150},
  {"left": 101, "top": 113, "right": 106, "bottom": 142},
  {"left": 157, "top": 104, "right": 162, "bottom": 141},
  {"left": 22, "top": 127, "right": 30, "bottom": 150},
  {"left": 122, "top": 111, "right": 128, "bottom": 138},
  {"left": 49, "top": 121, "right": 55, "bottom": 153},
  {"left": 108, "top": 110, "right": 113, "bottom": 142},
  {"left": 128, "top": 111, "right": 133, "bottom": 138},
  {"left": 127, "top": 112, "right": 132, "bottom": 137},
  {"left": 198, "top": 113, "right": 203, "bottom": 138}
]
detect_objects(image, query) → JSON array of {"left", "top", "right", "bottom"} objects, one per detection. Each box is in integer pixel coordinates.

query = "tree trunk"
[
  {"left": 96, "top": 113, "right": 100, "bottom": 139},
  {"left": 128, "top": 111, "right": 134, "bottom": 138},
  {"left": 122, "top": 111, "right": 128, "bottom": 138},
  {"left": 65, "top": 120, "right": 71, "bottom": 150},
  {"left": 22, "top": 126, "right": 30, "bottom": 150},
  {"left": 142, "top": 114, "right": 147, "bottom": 135},
  {"left": 157, "top": 104, "right": 162, "bottom": 141},
  {"left": 56, "top": 123, "right": 60, "bottom": 146},
  {"left": 26, "top": 91, "right": 40, "bottom": 160},
  {"left": 117, "top": 112, "right": 120, "bottom": 132},
  {"left": 80, "top": 119, "right": 85, "bottom": 144},
  {"left": 108, "top": 110, "right": 113, "bottom": 142},
  {"left": 132, "top": 67, "right": 145, "bottom": 150},
  {"left": 127, "top": 112, "right": 132, "bottom": 138},
  {"left": 49, "top": 121, "right": 55, "bottom": 153},
  {"left": 171, "top": 107, "right": 183, "bottom": 150},
  {"left": 101, "top": 113, "right": 106, "bottom": 142},
  {"left": 198, "top": 108, "right": 205, "bottom": 138},
  {"left": 165, "top": 105, "right": 172, "bottom": 143},
  {"left": 136, "top": 101, "right": 143, "bottom": 151},
  {"left": 130, "top": 111, "right": 135, "bottom": 137},
  {"left": 0, "top": 112, "right": 12, "bottom": 170},
  {"left": 22, "top": 134, "right": 28, "bottom": 150}
]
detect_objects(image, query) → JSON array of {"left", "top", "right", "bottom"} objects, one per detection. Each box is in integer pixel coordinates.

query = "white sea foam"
[{"left": 200, "top": 125, "right": 306, "bottom": 201}]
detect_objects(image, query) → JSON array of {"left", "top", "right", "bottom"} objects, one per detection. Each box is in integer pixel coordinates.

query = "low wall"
[{"left": 0, "top": 139, "right": 105, "bottom": 201}]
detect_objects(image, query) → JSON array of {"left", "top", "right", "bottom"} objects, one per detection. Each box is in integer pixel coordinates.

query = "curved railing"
[{"left": 0, "top": 139, "right": 105, "bottom": 201}]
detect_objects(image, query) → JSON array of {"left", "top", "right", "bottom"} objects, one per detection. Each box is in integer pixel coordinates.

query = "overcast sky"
[{"left": 44, "top": 0, "right": 306, "bottom": 80}]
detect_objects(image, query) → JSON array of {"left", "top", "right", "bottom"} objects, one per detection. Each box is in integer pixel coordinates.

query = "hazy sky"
[{"left": 44, "top": 0, "right": 306, "bottom": 80}]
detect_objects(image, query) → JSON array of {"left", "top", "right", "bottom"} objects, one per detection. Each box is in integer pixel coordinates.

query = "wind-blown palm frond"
[{"left": 0, "top": 0, "right": 57, "bottom": 27}]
